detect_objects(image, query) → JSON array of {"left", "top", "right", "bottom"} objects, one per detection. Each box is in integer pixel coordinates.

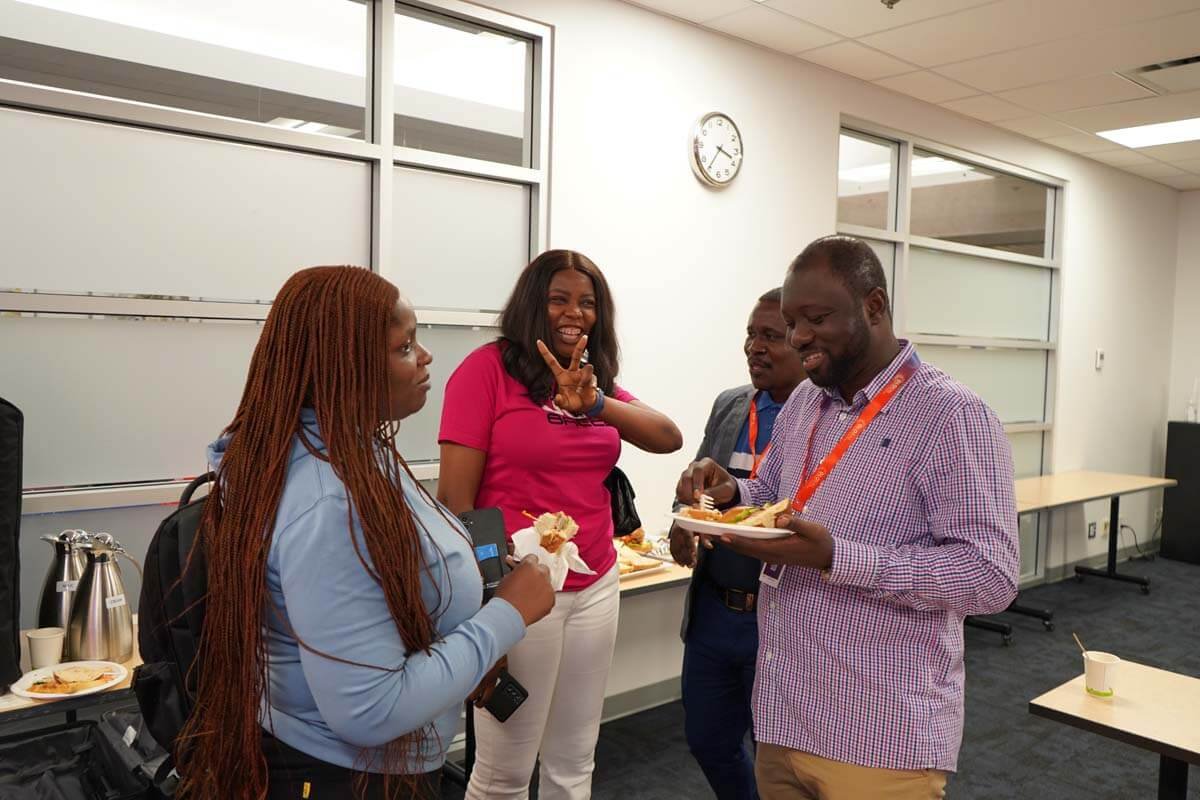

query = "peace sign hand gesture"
[{"left": 536, "top": 335, "right": 599, "bottom": 414}]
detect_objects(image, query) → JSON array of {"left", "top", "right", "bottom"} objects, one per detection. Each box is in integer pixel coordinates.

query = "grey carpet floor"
[{"left": 443, "top": 555, "right": 1200, "bottom": 799}]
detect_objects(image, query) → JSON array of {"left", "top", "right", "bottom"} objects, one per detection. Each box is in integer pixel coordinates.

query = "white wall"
[
  {"left": 492, "top": 0, "right": 1180, "bottom": 571},
  {"left": 1168, "top": 191, "right": 1200, "bottom": 422}
]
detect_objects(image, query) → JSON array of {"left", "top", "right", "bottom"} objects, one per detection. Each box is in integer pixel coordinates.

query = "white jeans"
[{"left": 466, "top": 564, "right": 620, "bottom": 800}]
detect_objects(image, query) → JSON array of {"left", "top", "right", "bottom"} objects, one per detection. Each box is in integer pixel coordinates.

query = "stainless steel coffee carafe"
[
  {"left": 67, "top": 533, "right": 135, "bottom": 662},
  {"left": 37, "top": 530, "right": 91, "bottom": 630}
]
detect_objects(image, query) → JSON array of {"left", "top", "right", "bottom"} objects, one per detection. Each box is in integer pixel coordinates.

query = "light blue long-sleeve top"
[{"left": 206, "top": 407, "right": 526, "bottom": 773}]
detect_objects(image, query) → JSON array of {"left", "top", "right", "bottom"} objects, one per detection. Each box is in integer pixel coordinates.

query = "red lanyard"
[
  {"left": 793, "top": 356, "right": 919, "bottom": 513},
  {"left": 746, "top": 391, "right": 771, "bottom": 479}
]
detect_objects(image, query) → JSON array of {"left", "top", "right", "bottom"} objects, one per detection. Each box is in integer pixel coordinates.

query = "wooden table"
[
  {"left": 1030, "top": 660, "right": 1200, "bottom": 799},
  {"left": 1015, "top": 471, "right": 1176, "bottom": 593},
  {"left": 0, "top": 628, "right": 141, "bottom": 726}
]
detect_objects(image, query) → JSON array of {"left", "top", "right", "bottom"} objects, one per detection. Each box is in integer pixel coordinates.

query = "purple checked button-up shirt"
[{"left": 737, "top": 340, "right": 1019, "bottom": 772}]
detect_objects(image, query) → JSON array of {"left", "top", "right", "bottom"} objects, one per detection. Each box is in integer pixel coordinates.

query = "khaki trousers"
[{"left": 756, "top": 743, "right": 948, "bottom": 800}]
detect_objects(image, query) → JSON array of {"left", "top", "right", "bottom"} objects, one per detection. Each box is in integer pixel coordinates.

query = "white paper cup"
[
  {"left": 1083, "top": 651, "right": 1119, "bottom": 698},
  {"left": 26, "top": 627, "right": 65, "bottom": 670}
]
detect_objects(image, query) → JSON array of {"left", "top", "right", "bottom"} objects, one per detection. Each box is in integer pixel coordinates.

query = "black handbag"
[{"left": 604, "top": 466, "right": 642, "bottom": 537}]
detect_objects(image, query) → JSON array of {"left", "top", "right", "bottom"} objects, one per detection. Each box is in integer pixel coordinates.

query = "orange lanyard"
[
  {"left": 792, "top": 356, "right": 918, "bottom": 513},
  {"left": 746, "top": 392, "right": 773, "bottom": 479}
]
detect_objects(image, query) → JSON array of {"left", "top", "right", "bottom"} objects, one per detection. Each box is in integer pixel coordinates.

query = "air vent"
[{"left": 1119, "top": 55, "right": 1200, "bottom": 95}]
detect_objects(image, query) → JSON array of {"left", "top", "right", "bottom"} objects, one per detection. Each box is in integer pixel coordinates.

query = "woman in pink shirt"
[{"left": 439, "top": 249, "right": 682, "bottom": 799}]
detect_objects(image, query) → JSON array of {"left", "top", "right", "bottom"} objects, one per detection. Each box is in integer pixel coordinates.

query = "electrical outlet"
[{"left": 1088, "top": 522, "right": 1097, "bottom": 539}]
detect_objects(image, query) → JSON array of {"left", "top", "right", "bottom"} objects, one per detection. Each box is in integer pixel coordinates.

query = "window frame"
[
  {"left": 837, "top": 117, "right": 1065, "bottom": 585},
  {"left": 4, "top": 0, "right": 551, "bottom": 512}
]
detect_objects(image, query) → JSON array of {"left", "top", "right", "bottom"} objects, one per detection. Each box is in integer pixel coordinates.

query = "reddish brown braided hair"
[{"left": 176, "top": 266, "right": 439, "bottom": 799}]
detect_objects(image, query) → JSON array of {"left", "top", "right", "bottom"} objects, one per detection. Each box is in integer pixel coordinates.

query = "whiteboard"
[{"left": 0, "top": 107, "right": 371, "bottom": 302}]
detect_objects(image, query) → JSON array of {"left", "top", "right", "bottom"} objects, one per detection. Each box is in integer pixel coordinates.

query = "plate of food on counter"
[
  {"left": 671, "top": 499, "right": 792, "bottom": 539},
  {"left": 614, "top": 533, "right": 666, "bottom": 578},
  {"left": 10, "top": 661, "right": 127, "bottom": 700}
]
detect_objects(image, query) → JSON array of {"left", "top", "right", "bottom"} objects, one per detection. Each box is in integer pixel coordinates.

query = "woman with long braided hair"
[{"left": 176, "top": 266, "right": 554, "bottom": 799}]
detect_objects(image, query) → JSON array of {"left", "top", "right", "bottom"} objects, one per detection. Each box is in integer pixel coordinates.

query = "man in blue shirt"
[{"left": 669, "top": 288, "right": 807, "bottom": 800}]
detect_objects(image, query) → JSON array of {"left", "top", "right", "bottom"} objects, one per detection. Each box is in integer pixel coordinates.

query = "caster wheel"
[
  {"left": 1002, "top": 634, "right": 1013, "bottom": 646},
  {"left": 1043, "top": 621, "right": 1055, "bottom": 632},
  {"left": 1141, "top": 585, "right": 1151, "bottom": 595}
]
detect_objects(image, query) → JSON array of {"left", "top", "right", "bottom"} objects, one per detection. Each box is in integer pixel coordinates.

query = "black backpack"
[{"left": 131, "top": 472, "right": 213, "bottom": 789}]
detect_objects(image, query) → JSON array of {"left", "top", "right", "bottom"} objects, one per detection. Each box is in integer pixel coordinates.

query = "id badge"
[{"left": 759, "top": 562, "right": 785, "bottom": 587}]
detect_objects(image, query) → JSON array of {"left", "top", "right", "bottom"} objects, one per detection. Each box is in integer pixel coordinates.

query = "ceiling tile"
[
  {"left": 763, "top": 0, "right": 995, "bottom": 39},
  {"left": 860, "top": 0, "right": 1092, "bottom": 69},
  {"left": 1054, "top": 90, "right": 1200, "bottom": 133},
  {"left": 623, "top": 0, "right": 753, "bottom": 24},
  {"left": 996, "top": 74, "right": 1156, "bottom": 114},
  {"left": 705, "top": 5, "right": 840, "bottom": 54},
  {"left": 1137, "top": 140, "right": 1200, "bottom": 162},
  {"left": 1124, "top": 161, "right": 1188, "bottom": 178},
  {"left": 874, "top": 71, "right": 979, "bottom": 104},
  {"left": 1088, "top": 149, "right": 1157, "bottom": 167},
  {"left": 1173, "top": 158, "right": 1200, "bottom": 174},
  {"left": 993, "top": 116, "right": 1081, "bottom": 139},
  {"left": 935, "top": 9, "right": 1200, "bottom": 93},
  {"left": 1157, "top": 173, "right": 1200, "bottom": 190},
  {"left": 1042, "top": 133, "right": 1120, "bottom": 154},
  {"left": 799, "top": 41, "right": 912, "bottom": 81},
  {"left": 940, "top": 94, "right": 1029, "bottom": 122}
]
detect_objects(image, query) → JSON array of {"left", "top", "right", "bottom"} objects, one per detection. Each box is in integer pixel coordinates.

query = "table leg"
[
  {"left": 1074, "top": 496, "right": 1151, "bottom": 593},
  {"left": 1158, "top": 754, "right": 1188, "bottom": 800}
]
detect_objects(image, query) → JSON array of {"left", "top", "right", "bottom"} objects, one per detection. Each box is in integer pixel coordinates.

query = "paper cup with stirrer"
[
  {"left": 1074, "top": 632, "right": 1120, "bottom": 699},
  {"left": 511, "top": 511, "right": 595, "bottom": 591}
]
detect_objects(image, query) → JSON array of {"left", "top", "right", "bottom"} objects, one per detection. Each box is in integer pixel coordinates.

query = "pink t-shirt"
[{"left": 439, "top": 342, "right": 635, "bottom": 591}]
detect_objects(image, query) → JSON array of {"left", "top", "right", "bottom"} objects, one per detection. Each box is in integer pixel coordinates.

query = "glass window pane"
[
  {"left": 1, "top": 315, "right": 261, "bottom": 489},
  {"left": 0, "top": 1, "right": 368, "bottom": 139},
  {"left": 920, "top": 346, "right": 1046, "bottom": 424},
  {"left": 394, "top": 325, "right": 497, "bottom": 462},
  {"left": 838, "top": 132, "right": 896, "bottom": 230},
  {"left": 394, "top": 4, "right": 531, "bottom": 166},
  {"left": 1008, "top": 431, "right": 1044, "bottom": 479},
  {"left": 389, "top": 166, "right": 530, "bottom": 312},
  {"left": 908, "top": 248, "right": 1052, "bottom": 340},
  {"left": 910, "top": 149, "right": 1049, "bottom": 257},
  {"left": 1, "top": 108, "right": 371, "bottom": 302}
]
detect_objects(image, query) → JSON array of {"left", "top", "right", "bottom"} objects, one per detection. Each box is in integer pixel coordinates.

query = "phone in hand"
[
  {"left": 483, "top": 668, "right": 528, "bottom": 722},
  {"left": 459, "top": 508, "right": 510, "bottom": 602}
]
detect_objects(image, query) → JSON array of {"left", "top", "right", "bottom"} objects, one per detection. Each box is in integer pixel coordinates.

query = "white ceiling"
[{"left": 624, "top": 0, "right": 1200, "bottom": 190}]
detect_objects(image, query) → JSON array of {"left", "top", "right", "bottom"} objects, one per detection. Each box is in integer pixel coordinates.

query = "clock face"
[{"left": 692, "top": 112, "right": 743, "bottom": 187}]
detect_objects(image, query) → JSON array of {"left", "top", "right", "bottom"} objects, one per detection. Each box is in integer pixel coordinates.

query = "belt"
[{"left": 705, "top": 575, "right": 757, "bottom": 613}]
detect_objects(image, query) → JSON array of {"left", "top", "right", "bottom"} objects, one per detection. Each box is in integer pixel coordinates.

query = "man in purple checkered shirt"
[{"left": 677, "top": 236, "right": 1019, "bottom": 799}]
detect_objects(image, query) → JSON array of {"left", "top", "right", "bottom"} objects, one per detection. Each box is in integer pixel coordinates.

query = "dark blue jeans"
[{"left": 681, "top": 579, "right": 759, "bottom": 800}]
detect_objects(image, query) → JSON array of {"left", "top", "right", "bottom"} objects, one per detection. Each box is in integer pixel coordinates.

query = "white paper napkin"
[{"left": 511, "top": 526, "right": 595, "bottom": 591}]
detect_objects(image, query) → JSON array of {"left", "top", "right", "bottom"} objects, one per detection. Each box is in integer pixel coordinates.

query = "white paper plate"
[
  {"left": 10, "top": 661, "right": 127, "bottom": 701},
  {"left": 671, "top": 513, "right": 791, "bottom": 539}
]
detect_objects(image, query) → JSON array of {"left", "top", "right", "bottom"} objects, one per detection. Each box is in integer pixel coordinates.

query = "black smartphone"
[
  {"left": 483, "top": 668, "right": 529, "bottom": 723},
  {"left": 459, "top": 507, "right": 511, "bottom": 604}
]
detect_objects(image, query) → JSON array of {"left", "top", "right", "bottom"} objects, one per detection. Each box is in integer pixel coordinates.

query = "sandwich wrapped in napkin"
[{"left": 512, "top": 511, "right": 596, "bottom": 590}]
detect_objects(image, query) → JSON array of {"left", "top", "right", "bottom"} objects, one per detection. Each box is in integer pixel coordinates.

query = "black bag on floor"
[
  {"left": 0, "top": 720, "right": 151, "bottom": 799},
  {"left": 0, "top": 398, "right": 23, "bottom": 695},
  {"left": 131, "top": 473, "right": 213, "bottom": 790}
]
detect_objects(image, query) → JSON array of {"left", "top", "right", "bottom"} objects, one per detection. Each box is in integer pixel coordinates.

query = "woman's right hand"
[{"left": 494, "top": 555, "right": 555, "bottom": 626}]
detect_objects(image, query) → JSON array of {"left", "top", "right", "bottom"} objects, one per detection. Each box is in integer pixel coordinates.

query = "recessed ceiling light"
[{"left": 1097, "top": 116, "right": 1200, "bottom": 148}]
